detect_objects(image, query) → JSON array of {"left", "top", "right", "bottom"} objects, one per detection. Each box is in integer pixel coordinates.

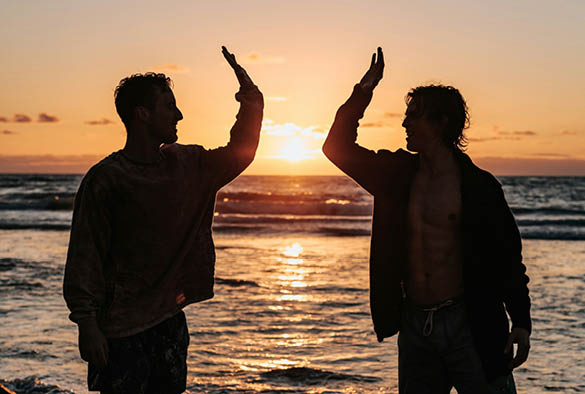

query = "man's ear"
[{"left": 135, "top": 106, "right": 151, "bottom": 123}]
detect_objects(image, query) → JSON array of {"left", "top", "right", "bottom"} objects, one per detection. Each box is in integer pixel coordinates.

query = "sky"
[{"left": 1, "top": 0, "right": 584, "bottom": 175}]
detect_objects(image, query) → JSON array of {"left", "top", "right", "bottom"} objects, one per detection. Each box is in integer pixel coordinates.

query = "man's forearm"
[
  {"left": 228, "top": 100, "right": 262, "bottom": 169},
  {"left": 323, "top": 84, "right": 373, "bottom": 161}
]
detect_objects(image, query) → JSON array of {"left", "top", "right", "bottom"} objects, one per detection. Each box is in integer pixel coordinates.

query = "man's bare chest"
[{"left": 408, "top": 173, "right": 462, "bottom": 232}]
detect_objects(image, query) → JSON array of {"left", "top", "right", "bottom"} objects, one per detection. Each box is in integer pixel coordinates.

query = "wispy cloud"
[
  {"left": 475, "top": 156, "right": 585, "bottom": 176},
  {"left": 1, "top": 114, "right": 59, "bottom": 123},
  {"left": 240, "top": 53, "right": 285, "bottom": 65},
  {"left": 261, "top": 120, "right": 326, "bottom": 139},
  {"left": 469, "top": 128, "right": 538, "bottom": 143},
  {"left": 467, "top": 136, "right": 502, "bottom": 142},
  {"left": 499, "top": 130, "right": 537, "bottom": 136},
  {"left": 267, "top": 96, "right": 287, "bottom": 102},
  {"left": 85, "top": 118, "right": 115, "bottom": 126},
  {"left": 560, "top": 130, "right": 578, "bottom": 135},
  {"left": 361, "top": 121, "right": 387, "bottom": 128},
  {"left": 2, "top": 130, "right": 17, "bottom": 135},
  {"left": 384, "top": 112, "right": 403, "bottom": 118},
  {"left": 38, "top": 113, "right": 59, "bottom": 123},
  {"left": 151, "top": 63, "right": 190, "bottom": 73},
  {"left": 13, "top": 114, "right": 32, "bottom": 123},
  {"left": 0, "top": 154, "right": 103, "bottom": 173},
  {"left": 531, "top": 153, "right": 572, "bottom": 158}
]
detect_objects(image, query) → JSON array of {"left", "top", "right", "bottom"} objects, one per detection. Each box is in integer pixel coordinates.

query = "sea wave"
[
  {"left": 258, "top": 367, "right": 381, "bottom": 385},
  {"left": 513, "top": 207, "right": 585, "bottom": 216},
  {"left": 519, "top": 230, "right": 585, "bottom": 241},
  {"left": 215, "top": 200, "right": 371, "bottom": 216},
  {"left": 0, "top": 198, "right": 74, "bottom": 211},
  {"left": 517, "top": 219, "right": 585, "bottom": 226},
  {"left": 215, "top": 277, "right": 260, "bottom": 287},
  {"left": 0, "top": 223, "right": 71, "bottom": 231},
  {"left": 0, "top": 376, "right": 74, "bottom": 394},
  {"left": 0, "top": 220, "right": 582, "bottom": 240}
]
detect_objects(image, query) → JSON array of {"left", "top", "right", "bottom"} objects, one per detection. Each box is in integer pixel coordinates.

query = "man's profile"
[
  {"left": 322, "top": 48, "right": 531, "bottom": 393},
  {"left": 63, "top": 46, "right": 263, "bottom": 393}
]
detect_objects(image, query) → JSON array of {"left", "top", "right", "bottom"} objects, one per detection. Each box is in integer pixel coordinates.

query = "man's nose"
[{"left": 176, "top": 108, "right": 183, "bottom": 121}]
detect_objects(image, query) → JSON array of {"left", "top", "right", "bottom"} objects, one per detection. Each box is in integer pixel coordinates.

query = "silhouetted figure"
[
  {"left": 63, "top": 47, "right": 263, "bottom": 393},
  {"left": 323, "top": 48, "right": 531, "bottom": 394}
]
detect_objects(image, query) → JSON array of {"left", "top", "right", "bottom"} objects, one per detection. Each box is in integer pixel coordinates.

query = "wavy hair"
[{"left": 405, "top": 84, "right": 470, "bottom": 151}]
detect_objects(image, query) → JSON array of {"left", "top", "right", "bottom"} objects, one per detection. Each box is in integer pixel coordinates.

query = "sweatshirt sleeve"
[
  {"left": 494, "top": 184, "right": 532, "bottom": 334},
  {"left": 202, "top": 87, "right": 263, "bottom": 191},
  {"left": 322, "top": 84, "right": 385, "bottom": 195},
  {"left": 63, "top": 171, "right": 112, "bottom": 326}
]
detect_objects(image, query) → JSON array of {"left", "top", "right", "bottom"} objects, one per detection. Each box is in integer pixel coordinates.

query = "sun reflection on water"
[{"left": 283, "top": 242, "right": 303, "bottom": 257}]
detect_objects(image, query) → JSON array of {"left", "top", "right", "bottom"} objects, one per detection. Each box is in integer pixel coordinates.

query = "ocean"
[{"left": 0, "top": 174, "right": 584, "bottom": 393}]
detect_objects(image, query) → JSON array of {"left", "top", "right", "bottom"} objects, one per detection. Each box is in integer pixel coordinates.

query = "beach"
[{"left": 1, "top": 175, "right": 584, "bottom": 393}]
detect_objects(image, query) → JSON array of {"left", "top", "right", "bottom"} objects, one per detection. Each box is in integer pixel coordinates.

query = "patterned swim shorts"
[{"left": 88, "top": 311, "right": 189, "bottom": 394}]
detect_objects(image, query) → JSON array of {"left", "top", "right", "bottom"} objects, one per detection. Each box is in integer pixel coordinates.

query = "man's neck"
[
  {"left": 418, "top": 144, "right": 458, "bottom": 176},
  {"left": 122, "top": 131, "right": 162, "bottom": 164}
]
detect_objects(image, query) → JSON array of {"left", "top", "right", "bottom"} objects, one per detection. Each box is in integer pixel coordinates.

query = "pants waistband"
[{"left": 404, "top": 294, "right": 465, "bottom": 312}]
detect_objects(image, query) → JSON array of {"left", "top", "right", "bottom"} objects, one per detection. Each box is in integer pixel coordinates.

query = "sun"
[{"left": 278, "top": 138, "right": 311, "bottom": 162}]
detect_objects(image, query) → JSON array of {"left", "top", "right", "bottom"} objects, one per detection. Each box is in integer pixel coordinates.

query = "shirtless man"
[
  {"left": 63, "top": 47, "right": 263, "bottom": 393},
  {"left": 323, "top": 48, "right": 531, "bottom": 393}
]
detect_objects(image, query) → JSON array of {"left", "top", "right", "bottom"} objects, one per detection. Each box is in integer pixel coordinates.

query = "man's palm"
[{"left": 359, "top": 47, "right": 384, "bottom": 92}]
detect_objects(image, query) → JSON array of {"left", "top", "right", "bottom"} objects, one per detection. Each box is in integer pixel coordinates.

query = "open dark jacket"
[{"left": 323, "top": 85, "right": 531, "bottom": 382}]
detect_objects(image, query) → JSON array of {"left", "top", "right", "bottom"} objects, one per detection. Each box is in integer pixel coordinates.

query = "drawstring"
[{"left": 422, "top": 299, "right": 455, "bottom": 336}]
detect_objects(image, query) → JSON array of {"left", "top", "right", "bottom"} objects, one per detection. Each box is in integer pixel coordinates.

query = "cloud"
[
  {"left": 0, "top": 117, "right": 7, "bottom": 122},
  {"left": 267, "top": 97, "right": 287, "bottom": 102},
  {"left": 469, "top": 129, "right": 538, "bottom": 143},
  {"left": 560, "top": 130, "right": 578, "bottom": 135},
  {"left": 384, "top": 112, "right": 403, "bottom": 118},
  {"left": 38, "top": 113, "right": 59, "bottom": 123},
  {"left": 13, "top": 114, "right": 32, "bottom": 123},
  {"left": 301, "top": 127, "right": 327, "bottom": 140},
  {"left": 474, "top": 156, "right": 585, "bottom": 176},
  {"left": 467, "top": 136, "right": 502, "bottom": 142},
  {"left": 361, "top": 121, "right": 387, "bottom": 128},
  {"left": 531, "top": 153, "right": 572, "bottom": 158},
  {"left": 85, "top": 118, "right": 115, "bottom": 126},
  {"left": 2, "top": 130, "right": 17, "bottom": 135},
  {"left": 240, "top": 53, "right": 285, "bottom": 64},
  {"left": 0, "top": 154, "right": 104, "bottom": 174},
  {"left": 498, "top": 130, "right": 537, "bottom": 136},
  {"left": 151, "top": 63, "right": 190, "bottom": 73},
  {"left": 261, "top": 120, "right": 326, "bottom": 139}
]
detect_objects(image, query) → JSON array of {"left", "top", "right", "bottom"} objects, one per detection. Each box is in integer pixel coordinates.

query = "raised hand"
[
  {"left": 222, "top": 46, "right": 263, "bottom": 107},
  {"left": 358, "top": 47, "right": 384, "bottom": 93},
  {"left": 222, "top": 46, "right": 257, "bottom": 91}
]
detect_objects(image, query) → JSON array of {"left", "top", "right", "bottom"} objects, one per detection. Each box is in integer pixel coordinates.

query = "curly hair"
[
  {"left": 114, "top": 72, "right": 173, "bottom": 127},
  {"left": 405, "top": 84, "right": 470, "bottom": 151}
]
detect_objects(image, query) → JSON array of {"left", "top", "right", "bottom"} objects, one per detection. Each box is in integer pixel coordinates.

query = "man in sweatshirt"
[{"left": 63, "top": 46, "right": 263, "bottom": 393}]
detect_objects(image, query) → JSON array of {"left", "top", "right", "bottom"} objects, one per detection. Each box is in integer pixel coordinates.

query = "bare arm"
[
  {"left": 203, "top": 46, "right": 264, "bottom": 190},
  {"left": 322, "top": 48, "right": 385, "bottom": 195}
]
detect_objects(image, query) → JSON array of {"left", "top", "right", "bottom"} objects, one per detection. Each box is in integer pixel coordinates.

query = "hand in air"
[
  {"left": 504, "top": 327, "right": 531, "bottom": 369},
  {"left": 358, "top": 47, "right": 384, "bottom": 93},
  {"left": 222, "top": 46, "right": 263, "bottom": 108}
]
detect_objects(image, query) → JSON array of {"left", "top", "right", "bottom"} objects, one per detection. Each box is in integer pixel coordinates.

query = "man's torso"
[{"left": 406, "top": 165, "right": 464, "bottom": 304}]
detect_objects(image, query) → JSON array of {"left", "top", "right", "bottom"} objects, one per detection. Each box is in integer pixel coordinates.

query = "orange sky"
[{"left": 1, "top": 1, "right": 584, "bottom": 175}]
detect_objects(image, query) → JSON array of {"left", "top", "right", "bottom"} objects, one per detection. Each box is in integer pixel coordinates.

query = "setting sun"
[{"left": 278, "top": 138, "right": 311, "bottom": 162}]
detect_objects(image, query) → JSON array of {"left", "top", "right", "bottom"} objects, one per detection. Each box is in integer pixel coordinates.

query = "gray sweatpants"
[{"left": 398, "top": 297, "right": 516, "bottom": 394}]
